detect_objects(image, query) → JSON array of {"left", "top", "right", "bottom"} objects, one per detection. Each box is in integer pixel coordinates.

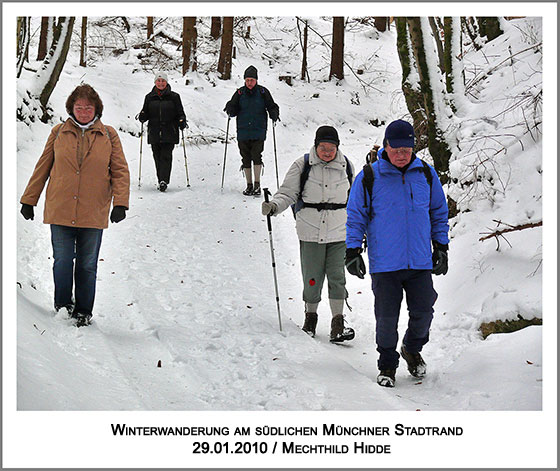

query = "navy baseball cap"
[{"left": 384, "top": 120, "right": 415, "bottom": 148}]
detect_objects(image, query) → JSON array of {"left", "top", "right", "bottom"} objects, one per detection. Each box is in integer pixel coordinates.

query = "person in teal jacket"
[
  {"left": 224, "top": 65, "right": 279, "bottom": 196},
  {"left": 345, "top": 119, "right": 449, "bottom": 388}
]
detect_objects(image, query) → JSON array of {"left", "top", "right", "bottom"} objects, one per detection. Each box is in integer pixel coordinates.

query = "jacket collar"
[
  {"left": 62, "top": 117, "right": 105, "bottom": 135},
  {"left": 308, "top": 146, "right": 345, "bottom": 170}
]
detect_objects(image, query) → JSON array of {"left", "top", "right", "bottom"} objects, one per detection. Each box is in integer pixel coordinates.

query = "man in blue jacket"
[
  {"left": 224, "top": 65, "right": 280, "bottom": 196},
  {"left": 345, "top": 120, "right": 449, "bottom": 388}
]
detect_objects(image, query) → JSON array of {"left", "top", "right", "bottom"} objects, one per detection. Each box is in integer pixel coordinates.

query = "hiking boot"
[
  {"left": 74, "top": 312, "right": 92, "bottom": 328},
  {"left": 302, "top": 312, "right": 318, "bottom": 337},
  {"left": 242, "top": 183, "right": 254, "bottom": 195},
  {"left": 158, "top": 181, "right": 168, "bottom": 192},
  {"left": 329, "top": 314, "right": 355, "bottom": 343},
  {"left": 377, "top": 369, "right": 396, "bottom": 388},
  {"left": 55, "top": 302, "right": 74, "bottom": 317},
  {"left": 400, "top": 345, "right": 427, "bottom": 378},
  {"left": 251, "top": 182, "right": 261, "bottom": 196}
]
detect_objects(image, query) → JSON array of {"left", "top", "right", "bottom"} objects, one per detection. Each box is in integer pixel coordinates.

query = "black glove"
[
  {"left": 178, "top": 119, "right": 187, "bottom": 130},
  {"left": 138, "top": 111, "right": 147, "bottom": 123},
  {"left": 432, "top": 241, "right": 449, "bottom": 276},
  {"left": 345, "top": 247, "right": 366, "bottom": 279},
  {"left": 20, "top": 203, "right": 34, "bottom": 220},
  {"left": 110, "top": 206, "right": 127, "bottom": 223}
]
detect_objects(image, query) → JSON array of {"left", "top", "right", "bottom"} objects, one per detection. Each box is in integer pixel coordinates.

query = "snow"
[{"left": 4, "top": 8, "right": 557, "bottom": 469}]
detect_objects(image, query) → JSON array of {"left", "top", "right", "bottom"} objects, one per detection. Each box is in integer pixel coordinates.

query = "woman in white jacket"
[{"left": 261, "top": 126, "right": 355, "bottom": 342}]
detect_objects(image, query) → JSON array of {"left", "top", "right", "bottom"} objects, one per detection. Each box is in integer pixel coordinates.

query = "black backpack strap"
[
  {"left": 420, "top": 159, "right": 433, "bottom": 188},
  {"left": 300, "top": 153, "right": 311, "bottom": 195},
  {"left": 362, "top": 163, "right": 375, "bottom": 220},
  {"left": 343, "top": 155, "right": 353, "bottom": 186}
]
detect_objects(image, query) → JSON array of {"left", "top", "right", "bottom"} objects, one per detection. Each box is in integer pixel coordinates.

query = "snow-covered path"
[{"left": 17, "top": 134, "right": 542, "bottom": 412}]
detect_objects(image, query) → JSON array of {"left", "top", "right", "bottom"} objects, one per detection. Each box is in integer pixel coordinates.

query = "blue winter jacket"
[
  {"left": 346, "top": 154, "right": 449, "bottom": 273},
  {"left": 224, "top": 85, "right": 279, "bottom": 141}
]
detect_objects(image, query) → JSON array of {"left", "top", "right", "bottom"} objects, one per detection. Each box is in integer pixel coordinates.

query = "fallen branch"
[{"left": 479, "top": 220, "right": 542, "bottom": 247}]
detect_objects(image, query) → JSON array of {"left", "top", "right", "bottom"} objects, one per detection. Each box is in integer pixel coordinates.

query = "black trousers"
[
  {"left": 151, "top": 142, "right": 175, "bottom": 184},
  {"left": 238, "top": 140, "right": 264, "bottom": 168}
]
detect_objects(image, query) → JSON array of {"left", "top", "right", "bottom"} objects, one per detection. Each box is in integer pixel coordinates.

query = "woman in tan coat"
[{"left": 20, "top": 84, "right": 130, "bottom": 327}]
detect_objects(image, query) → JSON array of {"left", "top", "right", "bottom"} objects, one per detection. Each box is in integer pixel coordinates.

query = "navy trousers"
[
  {"left": 371, "top": 270, "right": 437, "bottom": 370},
  {"left": 51, "top": 224, "right": 103, "bottom": 316}
]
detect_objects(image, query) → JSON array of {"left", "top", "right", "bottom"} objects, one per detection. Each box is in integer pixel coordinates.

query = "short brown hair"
[{"left": 65, "top": 84, "right": 103, "bottom": 118}]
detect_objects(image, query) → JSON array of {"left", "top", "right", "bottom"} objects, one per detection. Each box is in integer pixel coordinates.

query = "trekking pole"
[
  {"left": 272, "top": 121, "right": 280, "bottom": 190},
  {"left": 263, "top": 188, "right": 283, "bottom": 332},
  {"left": 221, "top": 116, "right": 231, "bottom": 191},
  {"left": 181, "top": 128, "right": 190, "bottom": 187},
  {"left": 138, "top": 121, "right": 144, "bottom": 188}
]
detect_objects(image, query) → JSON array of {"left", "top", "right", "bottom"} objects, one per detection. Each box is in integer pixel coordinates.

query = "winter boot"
[
  {"left": 55, "top": 302, "right": 74, "bottom": 317},
  {"left": 74, "top": 312, "right": 92, "bottom": 328},
  {"left": 242, "top": 183, "right": 254, "bottom": 196},
  {"left": 400, "top": 345, "right": 427, "bottom": 378},
  {"left": 158, "top": 181, "right": 168, "bottom": 192},
  {"left": 329, "top": 314, "right": 355, "bottom": 343},
  {"left": 302, "top": 312, "right": 318, "bottom": 337},
  {"left": 252, "top": 182, "right": 261, "bottom": 196},
  {"left": 377, "top": 369, "right": 396, "bottom": 388}
]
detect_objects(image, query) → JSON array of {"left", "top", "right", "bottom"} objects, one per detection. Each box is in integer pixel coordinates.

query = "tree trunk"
[
  {"left": 182, "top": 17, "right": 197, "bottom": 75},
  {"left": 407, "top": 17, "right": 452, "bottom": 180},
  {"left": 329, "top": 17, "right": 344, "bottom": 80},
  {"left": 210, "top": 17, "right": 221, "bottom": 39},
  {"left": 16, "top": 17, "right": 31, "bottom": 78},
  {"left": 395, "top": 17, "right": 428, "bottom": 152},
  {"left": 37, "top": 17, "right": 50, "bottom": 61},
  {"left": 217, "top": 17, "right": 234, "bottom": 80},
  {"left": 428, "top": 17, "right": 445, "bottom": 73},
  {"left": 373, "top": 17, "right": 388, "bottom": 32},
  {"left": 297, "top": 18, "right": 309, "bottom": 82},
  {"left": 147, "top": 16, "right": 154, "bottom": 38},
  {"left": 80, "top": 17, "right": 87, "bottom": 67},
  {"left": 461, "top": 17, "right": 482, "bottom": 51},
  {"left": 476, "top": 17, "right": 503, "bottom": 42},
  {"left": 35, "top": 17, "right": 75, "bottom": 121},
  {"left": 444, "top": 17, "right": 466, "bottom": 113}
]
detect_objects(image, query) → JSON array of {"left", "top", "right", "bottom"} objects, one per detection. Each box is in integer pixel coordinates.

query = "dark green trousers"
[{"left": 299, "top": 240, "right": 346, "bottom": 304}]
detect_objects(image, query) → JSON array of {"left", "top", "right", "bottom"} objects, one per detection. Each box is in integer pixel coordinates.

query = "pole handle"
[{"left": 263, "top": 188, "right": 272, "bottom": 232}]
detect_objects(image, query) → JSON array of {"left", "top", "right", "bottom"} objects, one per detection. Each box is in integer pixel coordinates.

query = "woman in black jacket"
[{"left": 139, "top": 72, "right": 187, "bottom": 192}]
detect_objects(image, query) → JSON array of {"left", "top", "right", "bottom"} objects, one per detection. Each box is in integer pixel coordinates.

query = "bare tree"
[
  {"left": 296, "top": 17, "right": 310, "bottom": 82},
  {"left": 31, "top": 16, "right": 75, "bottom": 121},
  {"left": 461, "top": 17, "right": 483, "bottom": 51},
  {"left": 428, "top": 17, "right": 445, "bottom": 73},
  {"left": 16, "top": 17, "right": 31, "bottom": 78},
  {"left": 395, "top": 17, "right": 428, "bottom": 151},
  {"left": 211, "top": 17, "right": 221, "bottom": 39},
  {"left": 80, "top": 17, "right": 87, "bottom": 67},
  {"left": 37, "top": 17, "right": 51, "bottom": 61},
  {"left": 147, "top": 16, "right": 154, "bottom": 38},
  {"left": 329, "top": 17, "right": 344, "bottom": 80},
  {"left": 407, "top": 17, "right": 452, "bottom": 180},
  {"left": 182, "top": 17, "right": 197, "bottom": 74},
  {"left": 217, "top": 17, "right": 234, "bottom": 80}
]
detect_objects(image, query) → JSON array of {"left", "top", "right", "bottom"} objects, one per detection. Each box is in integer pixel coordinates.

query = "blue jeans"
[
  {"left": 51, "top": 225, "right": 103, "bottom": 316},
  {"left": 371, "top": 270, "right": 438, "bottom": 370}
]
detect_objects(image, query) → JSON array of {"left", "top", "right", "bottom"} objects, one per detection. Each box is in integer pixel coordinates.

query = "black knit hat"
[
  {"left": 244, "top": 65, "right": 258, "bottom": 80},
  {"left": 314, "top": 126, "right": 340, "bottom": 148}
]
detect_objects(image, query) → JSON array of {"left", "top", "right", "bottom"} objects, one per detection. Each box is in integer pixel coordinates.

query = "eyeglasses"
[
  {"left": 317, "top": 146, "right": 337, "bottom": 154},
  {"left": 74, "top": 106, "right": 95, "bottom": 112},
  {"left": 389, "top": 147, "right": 412, "bottom": 155}
]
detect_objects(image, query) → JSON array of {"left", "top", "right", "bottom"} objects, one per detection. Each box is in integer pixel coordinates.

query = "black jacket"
[{"left": 139, "top": 85, "right": 186, "bottom": 144}]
